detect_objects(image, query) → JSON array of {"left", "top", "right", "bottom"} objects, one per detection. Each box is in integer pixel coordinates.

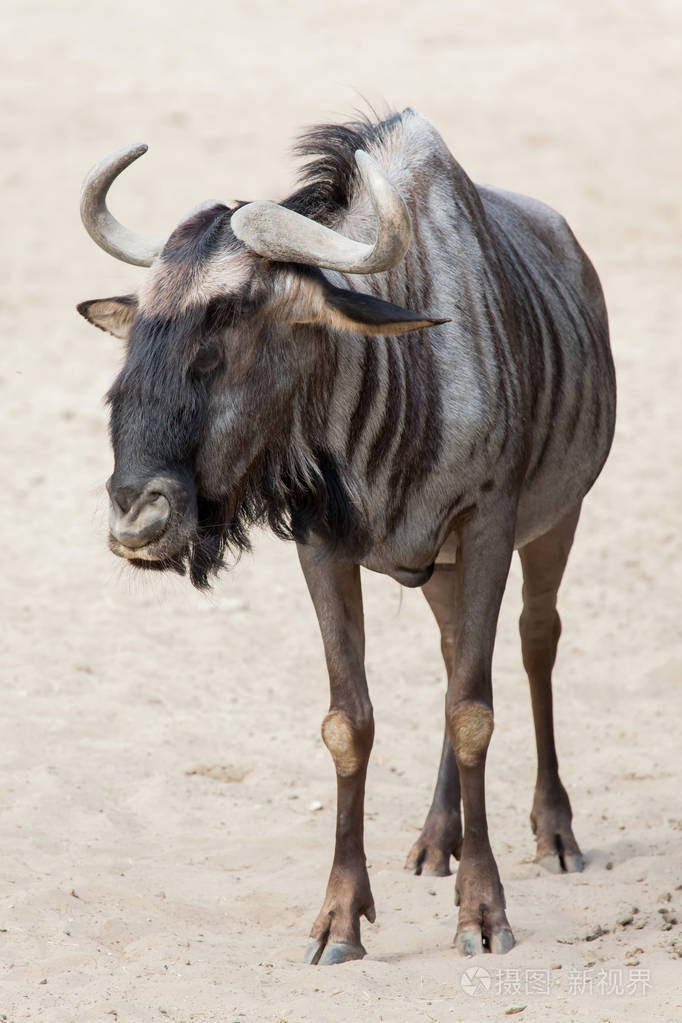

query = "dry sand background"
[{"left": 1, "top": 1, "right": 681, "bottom": 1020}]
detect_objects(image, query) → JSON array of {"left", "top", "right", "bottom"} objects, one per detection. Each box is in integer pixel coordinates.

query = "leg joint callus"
[
  {"left": 321, "top": 709, "right": 373, "bottom": 778},
  {"left": 448, "top": 700, "right": 494, "bottom": 769}
]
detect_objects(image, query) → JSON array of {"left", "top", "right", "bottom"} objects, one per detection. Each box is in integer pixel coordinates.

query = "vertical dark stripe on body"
[
  {"left": 524, "top": 297, "right": 561, "bottom": 483},
  {"left": 536, "top": 284, "right": 565, "bottom": 424},
  {"left": 479, "top": 288, "right": 512, "bottom": 450},
  {"left": 366, "top": 337, "right": 403, "bottom": 481},
  {"left": 385, "top": 339, "right": 423, "bottom": 529},
  {"left": 542, "top": 271, "right": 590, "bottom": 448},
  {"left": 346, "top": 335, "right": 380, "bottom": 462},
  {"left": 544, "top": 267, "right": 612, "bottom": 450}
]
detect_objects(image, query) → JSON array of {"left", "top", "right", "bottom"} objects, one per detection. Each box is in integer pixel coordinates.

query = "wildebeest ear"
[
  {"left": 76, "top": 295, "right": 138, "bottom": 340},
  {"left": 324, "top": 285, "right": 450, "bottom": 335},
  {"left": 288, "top": 271, "right": 450, "bottom": 336}
]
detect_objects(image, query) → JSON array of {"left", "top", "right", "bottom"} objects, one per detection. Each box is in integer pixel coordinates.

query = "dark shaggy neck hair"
[{"left": 187, "top": 447, "right": 367, "bottom": 589}]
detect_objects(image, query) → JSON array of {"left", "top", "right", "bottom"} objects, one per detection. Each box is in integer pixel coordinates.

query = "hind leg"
[
  {"left": 406, "top": 565, "right": 462, "bottom": 876},
  {"left": 519, "top": 504, "right": 584, "bottom": 874}
]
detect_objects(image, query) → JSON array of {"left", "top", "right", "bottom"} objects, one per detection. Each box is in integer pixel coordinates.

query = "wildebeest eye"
[{"left": 191, "top": 338, "right": 222, "bottom": 374}]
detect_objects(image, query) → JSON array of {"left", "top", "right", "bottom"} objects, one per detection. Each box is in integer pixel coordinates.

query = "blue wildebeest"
[{"left": 78, "top": 110, "right": 616, "bottom": 963}]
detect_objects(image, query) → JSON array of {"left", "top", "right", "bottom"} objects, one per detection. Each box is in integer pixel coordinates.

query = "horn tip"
[
  {"left": 121, "top": 142, "right": 149, "bottom": 164},
  {"left": 114, "top": 142, "right": 149, "bottom": 165}
]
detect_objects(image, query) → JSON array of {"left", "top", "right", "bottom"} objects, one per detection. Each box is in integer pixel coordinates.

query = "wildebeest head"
[{"left": 78, "top": 139, "right": 446, "bottom": 587}]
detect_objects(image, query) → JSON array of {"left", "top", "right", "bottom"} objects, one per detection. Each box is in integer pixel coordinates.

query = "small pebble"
[
  {"left": 606, "top": 861, "right": 613, "bottom": 871},
  {"left": 309, "top": 800, "right": 323, "bottom": 812}
]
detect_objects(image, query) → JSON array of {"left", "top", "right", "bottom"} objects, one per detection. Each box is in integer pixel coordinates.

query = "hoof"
[
  {"left": 303, "top": 938, "right": 366, "bottom": 965},
  {"left": 319, "top": 941, "right": 366, "bottom": 965},
  {"left": 536, "top": 852, "right": 564, "bottom": 875},
  {"left": 488, "top": 927, "right": 516, "bottom": 955},
  {"left": 563, "top": 851, "right": 584, "bottom": 873},
  {"left": 303, "top": 938, "right": 324, "bottom": 965},
  {"left": 455, "top": 925, "right": 516, "bottom": 956},
  {"left": 454, "top": 927, "right": 484, "bottom": 957},
  {"left": 536, "top": 848, "right": 585, "bottom": 874}
]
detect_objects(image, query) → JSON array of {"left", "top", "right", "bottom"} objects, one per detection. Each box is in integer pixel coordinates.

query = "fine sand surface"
[{"left": 2, "top": 2, "right": 681, "bottom": 1020}]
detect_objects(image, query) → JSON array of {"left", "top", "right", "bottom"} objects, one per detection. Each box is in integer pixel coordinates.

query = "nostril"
[
  {"left": 109, "top": 491, "right": 171, "bottom": 549},
  {"left": 147, "top": 492, "right": 168, "bottom": 508},
  {"left": 110, "top": 483, "right": 143, "bottom": 515}
]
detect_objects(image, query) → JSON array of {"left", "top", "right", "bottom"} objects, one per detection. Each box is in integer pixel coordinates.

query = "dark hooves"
[
  {"left": 303, "top": 938, "right": 366, "bottom": 966},
  {"left": 536, "top": 848, "right": 585, "bottom": 874},
  {"left": 488, "top": 927, "right": 516, "bottom": 955},
  {"left": 454, "top": 927, "right": 484, "bottom": 957},
  {"left": 454, "top": 926, "right": 516, "bottom": 957}
]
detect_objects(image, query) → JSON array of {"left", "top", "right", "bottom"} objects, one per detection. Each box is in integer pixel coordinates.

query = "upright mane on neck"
[{"left": 282, "top": 110, "right": 408, "bottom": 225}]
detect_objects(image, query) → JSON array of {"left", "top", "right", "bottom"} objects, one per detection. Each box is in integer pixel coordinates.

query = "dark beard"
[{"left": 184, "top": 447, "right": 368, "bottom": 590}]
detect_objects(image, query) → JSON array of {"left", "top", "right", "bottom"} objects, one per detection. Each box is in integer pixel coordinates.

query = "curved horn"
[
  {"left": 230, "top": 150, "right": 411, "bottom": 274},
  {"left": 80, "top": 143, "right": 165, "bottom": 267}
]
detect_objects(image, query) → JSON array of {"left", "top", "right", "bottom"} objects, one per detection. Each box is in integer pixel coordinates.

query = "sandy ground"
[{"left": 1, "top": 1, "right": 681, "bottom": 1020}]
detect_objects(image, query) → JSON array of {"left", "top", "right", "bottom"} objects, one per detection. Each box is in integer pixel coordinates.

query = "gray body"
[{"left": 243, "top": 116, "right": 613, "bottom": 582}]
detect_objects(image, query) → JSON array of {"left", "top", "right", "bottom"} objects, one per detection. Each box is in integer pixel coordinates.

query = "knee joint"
[
  {"left": 520, "top": 604, "right": 561, "bottom": 640},
  {"left": 321, "top": 709, "right": 373, "bottom": 777},
  {"left": 448, "top": 700, "right": 494, "bottom": 768},
  {"left": 519, "top": 608, "right": 561, "bottom": 670}
]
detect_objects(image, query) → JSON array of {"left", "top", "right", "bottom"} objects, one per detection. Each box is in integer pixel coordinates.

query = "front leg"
[
  {"left": 297, "top": 542, "right": 375, "bottom": 965},
  {"left": 448, "top": 505, "right": 516, "bottom": 956}
]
